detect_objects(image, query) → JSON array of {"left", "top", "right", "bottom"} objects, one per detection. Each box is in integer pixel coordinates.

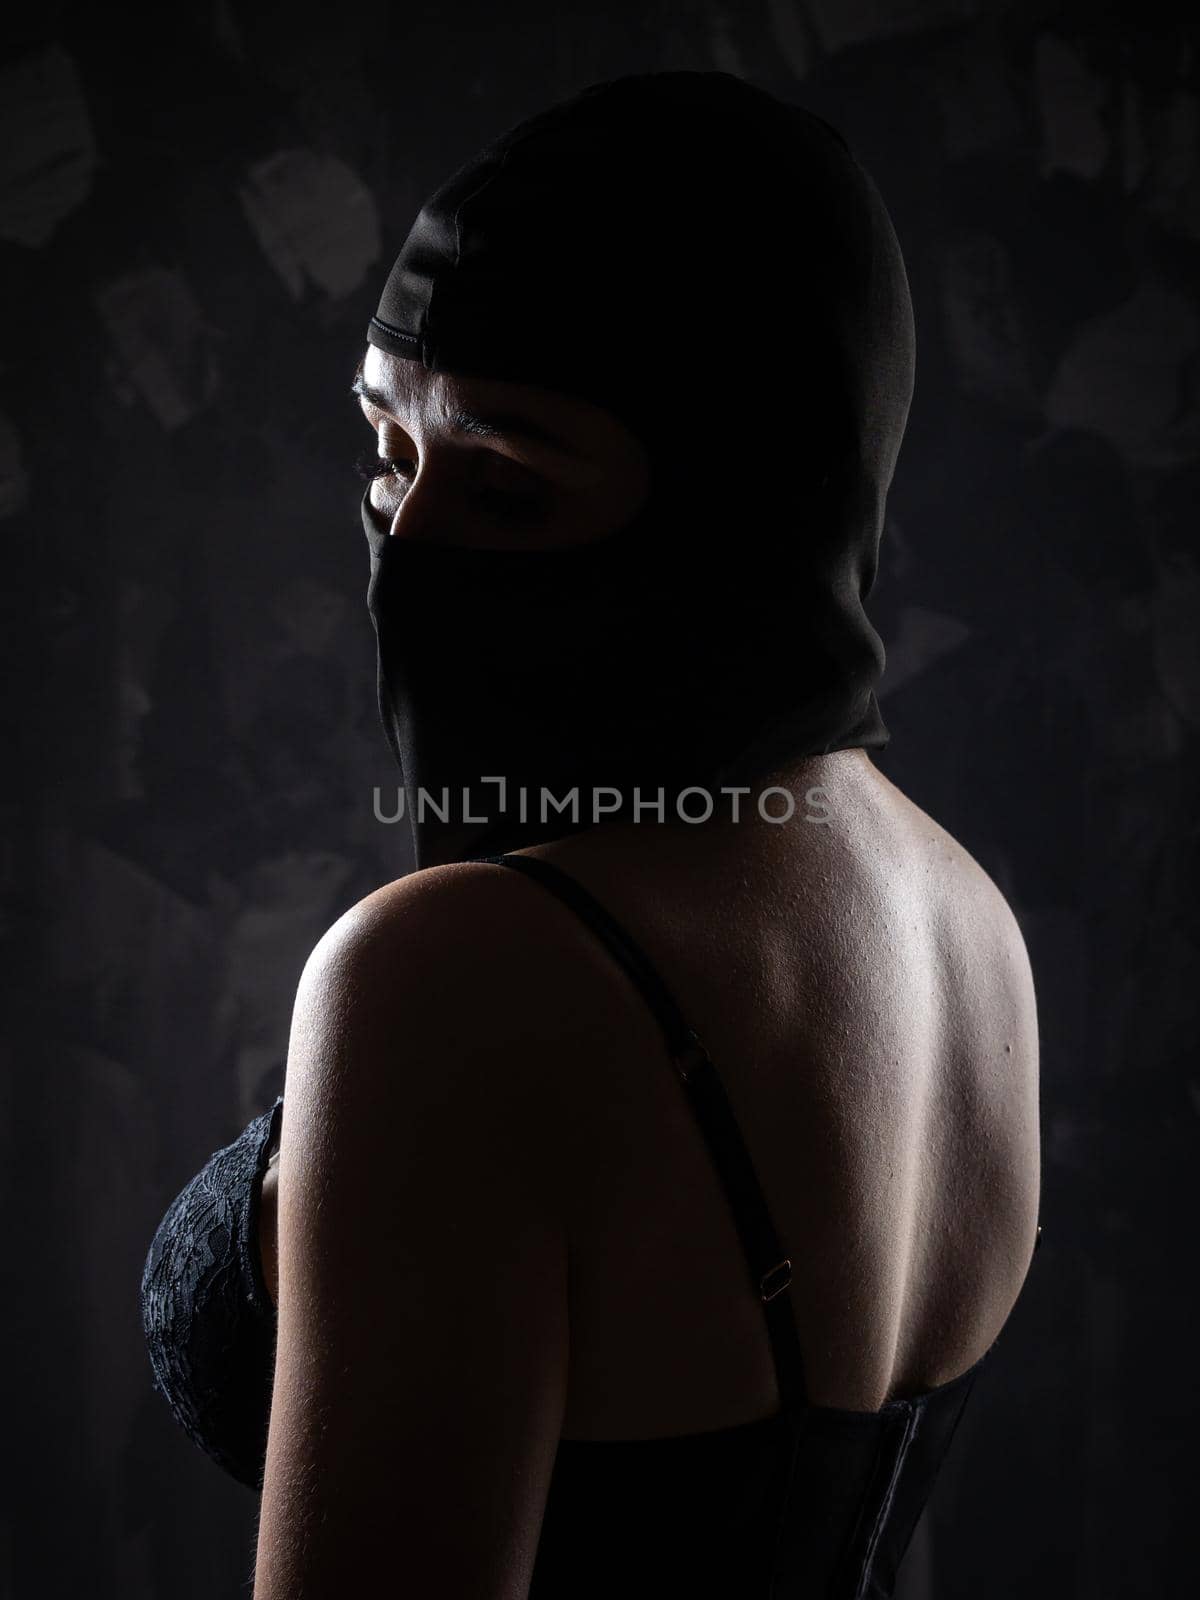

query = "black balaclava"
[{"left": 362, "top": 70, "right": 915, "bottom": 868}]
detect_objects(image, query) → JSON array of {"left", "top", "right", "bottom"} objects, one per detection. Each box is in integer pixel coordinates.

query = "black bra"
[{"left": 141, "top": 849, "right": 1041, "bottom": 1597}]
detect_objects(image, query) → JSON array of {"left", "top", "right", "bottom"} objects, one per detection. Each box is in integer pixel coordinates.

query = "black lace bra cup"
[
  {"left": 140, "top": 852, "right": 1041, "bottom": 1596},
  {"left": 141, "top": 1092, "right": 284, "bottom": 1490}
]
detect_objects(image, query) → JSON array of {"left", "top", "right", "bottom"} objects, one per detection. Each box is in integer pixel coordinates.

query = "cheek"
[{"left": 369, "top": 476, "right": 403, "bottom": 517}]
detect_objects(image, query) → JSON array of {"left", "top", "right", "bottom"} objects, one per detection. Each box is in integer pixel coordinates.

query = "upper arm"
[{"left": 252, "top": 865, "right": 577, "bottom": 1600}]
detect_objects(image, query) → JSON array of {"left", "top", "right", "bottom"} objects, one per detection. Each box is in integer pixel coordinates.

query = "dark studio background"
[{"left": 2, "top": 3, "right": 1196, "bottom": 1596}]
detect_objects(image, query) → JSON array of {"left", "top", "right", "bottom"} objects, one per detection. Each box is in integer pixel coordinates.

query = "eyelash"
[
  {"left": 355, "top": 448, "right": 414, "bottom": 483},
  {"left": 354, "top": 448, "right": 543, "bottom": 520}
]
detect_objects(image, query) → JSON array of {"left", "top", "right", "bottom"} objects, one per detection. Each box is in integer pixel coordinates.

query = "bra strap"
[{"left": 469, "top": 851, "right": 810, "bottom": 1417}]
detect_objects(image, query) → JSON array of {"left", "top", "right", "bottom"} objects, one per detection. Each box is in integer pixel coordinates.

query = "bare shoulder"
[
  {"left": 293, "top": 859, "right": 643, "bottom": 1173},
  {"left": 319, "top": 857, "right": 638, "bottom": 1019},
  {"left": 876, "top": 768, "right": 1037, "bottom": 980},
  {"left": 262, "top": 860, "right": 623, "bottom": 1307}
]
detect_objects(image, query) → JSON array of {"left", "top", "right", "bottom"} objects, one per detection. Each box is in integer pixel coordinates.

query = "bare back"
[{"left": 526, "top": 748, "right": 1041, "bottom": 1437}]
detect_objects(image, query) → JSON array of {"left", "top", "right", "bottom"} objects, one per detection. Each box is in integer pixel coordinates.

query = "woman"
[{"left": 142, "top": 71, "right": 1041, "bottom": 1598}]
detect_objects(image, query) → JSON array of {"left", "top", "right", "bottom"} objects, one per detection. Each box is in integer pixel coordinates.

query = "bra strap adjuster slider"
[{"left": 760, "top": 1259, "right": 792, "bottom": 1303}]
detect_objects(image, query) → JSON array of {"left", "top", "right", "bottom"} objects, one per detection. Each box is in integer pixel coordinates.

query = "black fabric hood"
[{"left": 362, "top": 70, "right": 915, "bottom": 867}]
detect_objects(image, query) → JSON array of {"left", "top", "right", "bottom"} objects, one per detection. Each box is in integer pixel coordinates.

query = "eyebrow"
[{"left": 349, "top": 371, "right": 577, "bottom": 458}]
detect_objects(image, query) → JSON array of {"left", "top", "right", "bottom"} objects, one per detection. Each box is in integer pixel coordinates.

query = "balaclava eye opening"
[{"left": 362, "top": 70, "right": 915, "bottom": 868}]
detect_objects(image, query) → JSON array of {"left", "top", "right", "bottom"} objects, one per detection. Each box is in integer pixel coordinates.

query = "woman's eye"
[
  {"left": 354, "top": 449, "right": 414, "bottom": 483},
  {"left": 353, "top": 448, "right": 547, "bottom": 524}
]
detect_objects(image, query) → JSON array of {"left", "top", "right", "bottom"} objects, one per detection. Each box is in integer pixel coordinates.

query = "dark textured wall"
[{"left": 4, "top": 4, "right": 1196, "bottom": 1597}]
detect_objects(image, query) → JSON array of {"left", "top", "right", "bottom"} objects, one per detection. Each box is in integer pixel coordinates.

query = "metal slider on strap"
[
  {"left": 672, "top": 1031, "right": 712, "bottom": 1084},
  {"left": 760, "top": 1260, "right": 792, "bottom": 1303}
]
